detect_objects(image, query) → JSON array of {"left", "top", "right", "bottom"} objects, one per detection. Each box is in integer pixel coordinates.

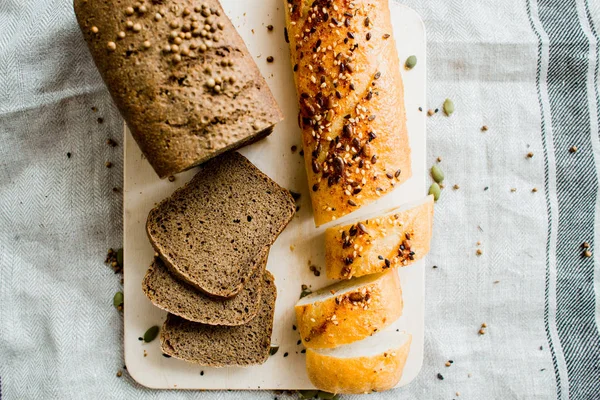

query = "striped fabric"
[{"left": 0, "top": 0, "right": 598, "bottom": 399}]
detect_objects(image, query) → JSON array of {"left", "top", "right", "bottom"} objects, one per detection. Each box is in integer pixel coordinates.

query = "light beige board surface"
[{"left": 124, "top": 0, "right": 426, "bottom": 390}]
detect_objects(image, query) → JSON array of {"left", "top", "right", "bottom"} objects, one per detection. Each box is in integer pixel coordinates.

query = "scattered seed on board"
[
  {"left": 445, "top": 361, "right": 451, "bottom": 367},
  {"left": 476, "top": 249, "right": 482, "bottom": 256},
  {"left": 105, "top": 161, "right": 112, "bottom": 168},
  {"left": 437, "top": 156, "right": 442, "bottom": 162},
  {"left": 481, "top": 125, "right": 489, "bottom": 131},
  {"left": 143, "top": 326, "right": 160, "bottom": 343},
  {"left": 511, "top": 188, "right": 517, "bottom": 192},
  {"left": 479, "top": 328, "right": 486, "bottom": 335},
  {"left": 269, "top": 346, "right": 279, "bottom": 356},
  {"left": 532, "top": 187, "right": 538, "bottom": 192},
  {"left": 570, "top": 146, "right": 578, "bottom": 153},
  {"left": 427, "top": 109, "right": 435, "bottom": 116},
  {"left": 429, "top": 183, "right": 441, "bottom": 201},
  {"left": 168, "top": 176, "right": 176, "bottom": 182},
  {"left": 116, "top": 370, "right": 123, "bottom": 377},
  {"left": 405, "top": 55, "right": 417, "bottom": 70},
  {"left": 453, "top": 184, "right": 460, "bottom": 190},
  {"left": 443, "top": 98, "right": 455, "bottom": 116},
  {"left": 437, "top": 373, "right": 444, "bottom": 380},
  {"left": 582, "top": 242, "right": 590, "bottom": 248},
  {"left": 584, "top": 250, "right": 592, "bottom": 258},
  {"left": 267, "top": 24, "right": 274, "bottom": 31},
  {"left": 527, "top": 152, "right": 534, "bottom": 158},
  {"left": 267, "top": 56, "right": 274, "bottom": 63},
  {"left": 431, "top": 165, "right": 444, "bottom": 183}
]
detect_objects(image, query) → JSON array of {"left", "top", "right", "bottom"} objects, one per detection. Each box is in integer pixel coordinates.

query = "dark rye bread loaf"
[
  {"left": 74, "top": 0, "right": 283, "bottom": 178},
  {"left": 161, "top": 271, "right": 276, "bottom": 366},
  {"left": 142, "top": 250, "right": 267, "bottom": 325},
  {"left": 147, "top": 152, "right": 295, "bottom": 297}
]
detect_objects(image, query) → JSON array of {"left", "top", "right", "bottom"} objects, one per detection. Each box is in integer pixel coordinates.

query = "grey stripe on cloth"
[
  {"left": 526, "top": 0, "right": 565, "bottom": 397},
  {"left": 532, "top": 0, "right": 600, "bottom": 399}
]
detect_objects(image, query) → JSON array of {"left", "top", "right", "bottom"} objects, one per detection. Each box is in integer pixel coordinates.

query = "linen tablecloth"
[{"left": 1, "top": 0, "right": 599, "bottom": 398}]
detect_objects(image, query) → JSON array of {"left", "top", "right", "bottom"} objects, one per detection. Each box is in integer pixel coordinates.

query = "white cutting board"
[{"left": 124, "top": 0, "right": 426, "bottom": 390}]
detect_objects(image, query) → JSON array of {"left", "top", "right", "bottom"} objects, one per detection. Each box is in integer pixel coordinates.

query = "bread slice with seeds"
[
  {"left": 146, "top": 152, "right": 295, "bottom": 298},
  {"left": 305, "top": 331, "right": 412, "bottom": 394},
  {"left": 142, "top": 249, "right": 268, "bottom": 326},
  {"left": 160, "top": 271, "right": 277, "bottom": 367},
  {"left": 325, "top": 195, "right": 434, "bottom": 279},
  {"left": 295, "top": 270, "right": 402, "bottom": 349}
]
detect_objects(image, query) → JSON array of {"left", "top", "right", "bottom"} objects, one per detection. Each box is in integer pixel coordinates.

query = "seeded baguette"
[
  {"left": 142, "top": 250, "right": 267, "bottom": 326},
  {"left": 295, "top": 270, "right": 402, "bottom": 349},
  {"left": 147, "top": 152, "right": 295, "bottom": 297},
  {"left": 305, "top": 331, "right": 412, "bottom": 394},
  {"left": 160, "top": 271, "right": 277, "bottom": 367},
  {"left": 326, "top": 195, "right": 434, "bottom": 279},
  {"left": 284, "top": 0, "right": 411, "bottom": 226},
  {"left": 74, "top": 0, "right": 283, "bottom": 178}
]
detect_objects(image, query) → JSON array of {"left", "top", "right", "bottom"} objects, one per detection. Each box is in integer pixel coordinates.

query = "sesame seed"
[
  {"left": 117, "top": 31, "right": 126, "bottom": 39},
  {"left": 132, "top": 23, "right": 142, "bottom": 32},
  {"left": 107, "top": 41, "right": 116, "bottom": 51},
  {"left": 143, "top": 40, "right": 151, "bottom": 49},
  {"left": 90, "top": 26, "right": 99, "bottom": 34},
  {"left": 126, "top": 20, "right": 133, "bottom": 29},
  {"left": 155, "top": 13, "right": 162, "bottom": 21},
  {"left": 125, "top": 6, "right": 134, "bottom": 15}
]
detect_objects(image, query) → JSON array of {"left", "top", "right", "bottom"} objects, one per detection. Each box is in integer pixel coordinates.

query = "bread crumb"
[{"left": 116, "top": 370, "right": 122, "bottom": 377}]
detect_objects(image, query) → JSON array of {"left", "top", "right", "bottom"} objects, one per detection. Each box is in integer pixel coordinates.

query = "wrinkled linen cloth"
[{"left": 0, "top": 0, "right": 599, "bottom": 399}]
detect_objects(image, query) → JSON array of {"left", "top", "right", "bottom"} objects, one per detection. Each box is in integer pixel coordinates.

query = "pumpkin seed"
[
  {"left": 298, "top": 390, "right": 319, "bottom": 399},
  {"left": 405, "top": 55, "right": 417, "bottom": 70},
  {"left": 443, "top": 98, "right": 455, "bottom": 116},
  {"left": 429, "top": 182, "right": 441, "bottom": 201},
  {"left": 113, "top": 291, "right": 124, "bottom": 308},
  {"left": 431, "top": 165, "right": 444, "bottom": 183},
  {"left": 269, "top": 345, "right": 279, "bottom": 356},
  {"left": 317, "top": 391, "right": 338, "bottom": 400},
  {"left": 116, "top": 248, "right": 124, "bottom": 267},
  {"left": 143, "top": 326, "right": 160, "bottom": 343},
  {"left": 299, "top": 289, "right": 312, "bottom": 299}
]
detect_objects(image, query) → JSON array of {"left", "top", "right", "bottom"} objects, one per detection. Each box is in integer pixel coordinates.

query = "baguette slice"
[
  {"left": 142, "top": 249, "right": 267, "bottom": 326},
  {"left": 326, "top": 195, "right": 434, "bottom": 279},
  {"left": 295, "top": 270, "right": 402, "bottom": 349},
  {"left": 147, "top": 152, "right": 295, "bottom": 297},
  {"left": 160, "top": 271, "right": 276, "bottom": 367},
  {"left": 306, "top": 331, "right": 412, "bottom": 394}
]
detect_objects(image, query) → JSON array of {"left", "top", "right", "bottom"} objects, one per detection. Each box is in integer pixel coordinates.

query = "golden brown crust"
[
  {"left": 295, "top": 271, "right": 402, "bottom": 348},
  {"left": 305, "top": 334, "right": 412, "bottom": 394},
  {"left": 74, "top": 0, "right": 282, "bottom": 178},
  {"left": 284, "top": 0, "right": 411, "bottom": 226},
  {"left": 325, "top": 196, "right": 434, "bottom": 279}
]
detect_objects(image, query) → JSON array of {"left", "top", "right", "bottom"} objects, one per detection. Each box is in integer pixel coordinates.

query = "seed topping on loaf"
[
  {"left": 337, "top": 214, "right": 416, "bottom": 278},
  {"left": 287, "top": 0, "right": 404, "bottom": 219}
]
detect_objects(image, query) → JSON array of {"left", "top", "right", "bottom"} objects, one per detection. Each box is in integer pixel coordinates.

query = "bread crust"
[
  {"left": 74, "top": 0, "right": 282, "bottom": 178},
  {"left": 326, "top": 195, "right": 434, "bottom": 279},
  {"left": 284, "top": 0, "right": 411, "bottom": 226},
  {"left": 295, "top": 270, "right": 402, "bottom": 348},
  {"left": 305, "top": 334, "right": 412, "bottom": 394}
]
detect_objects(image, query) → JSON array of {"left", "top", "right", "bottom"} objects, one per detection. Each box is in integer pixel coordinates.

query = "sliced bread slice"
[
  {"left": 160, "top": 271, "right": 277, "bottom": 367},
  {"left": 295, "top": 270, "right": 403, "bottom": 349},
  {"left": 306, "top": 331, "right": 412, "bottom": 394},
  {"left": 142, "top": 248, "right": 268, "bottom": 326},
  {"left": 147, "top": 152, "right": 295, "bottom": 297},
  {"left": 325, "top": 195, "right": 434, "bottom": 279}
]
